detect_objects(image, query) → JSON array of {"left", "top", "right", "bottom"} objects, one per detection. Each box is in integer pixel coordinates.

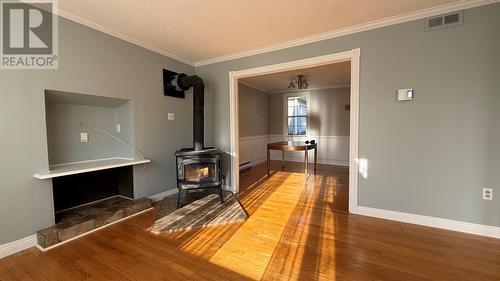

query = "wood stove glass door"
[{"left": 182, "top": 159, "right": 218, "bottom": 182}]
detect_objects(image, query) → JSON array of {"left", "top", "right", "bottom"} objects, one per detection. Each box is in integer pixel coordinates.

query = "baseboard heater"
[{"left": 239, "top": 161, "right": 252, "bottom": 171}]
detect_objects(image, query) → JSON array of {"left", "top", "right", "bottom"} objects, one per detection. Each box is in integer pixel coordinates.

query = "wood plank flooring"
[{"left": 0, "top": 161, "right": 499, "bottom": 280}]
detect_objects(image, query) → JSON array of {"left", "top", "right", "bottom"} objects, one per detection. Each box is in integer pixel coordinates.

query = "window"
[{"left": 284, "top": 93, "right": 309, "bottom": 136}]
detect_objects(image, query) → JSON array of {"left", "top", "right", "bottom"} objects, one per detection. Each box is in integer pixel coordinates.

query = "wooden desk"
[{"left": 267, "top": 141, "right": 317, "bottom": 177}]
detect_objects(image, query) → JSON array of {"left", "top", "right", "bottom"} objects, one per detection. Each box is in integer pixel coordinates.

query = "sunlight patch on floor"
[
  {"left": 208, "top": 172, "right": 307, "bottom": 280},
  {"left": 264, "top": 180, "right": 337, "bottom": 280}
]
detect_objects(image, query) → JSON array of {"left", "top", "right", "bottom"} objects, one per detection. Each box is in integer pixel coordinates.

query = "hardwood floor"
[{"left": 1, "top": 161, "right": 499, "bottom": 280}]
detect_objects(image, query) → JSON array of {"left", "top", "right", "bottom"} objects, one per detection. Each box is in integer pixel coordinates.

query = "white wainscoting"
[
  {"left": 239, "top": 135, "right": 270, "bottom": 167},
  {"left": 239, "top": 134, "right": 349, "bottom": 168}
]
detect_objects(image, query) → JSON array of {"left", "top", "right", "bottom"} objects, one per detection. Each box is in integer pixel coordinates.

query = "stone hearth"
[{"left": 37, "top": 196, "right": 152, "bottom": 249}]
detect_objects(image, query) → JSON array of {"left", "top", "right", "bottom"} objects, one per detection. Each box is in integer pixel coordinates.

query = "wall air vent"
[{"left": 425, "top": 11, "right": 463, "bottom": 31}]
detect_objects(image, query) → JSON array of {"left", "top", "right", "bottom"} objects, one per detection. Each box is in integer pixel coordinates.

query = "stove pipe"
[{"left": 175, "top": 74, "right": 205, "bottom": 151}]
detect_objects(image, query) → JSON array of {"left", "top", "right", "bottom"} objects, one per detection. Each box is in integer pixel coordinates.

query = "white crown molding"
[
  {"left": 0, "top": 234, "right": 36, "bottom": 259},
  {"left": 51, "top": 1, "right": 497, "bottom": 68},
  {"left": 56, "top": 8, "right": 195, "bottom": 66},
  {"left": 358, "top": 206, "right": 500, "bottom": 239},
  {"left": 194, "top": 0, "right": 499, "bottom": 67}
]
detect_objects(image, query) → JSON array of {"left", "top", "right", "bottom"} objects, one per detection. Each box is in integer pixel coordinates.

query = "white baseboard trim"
[
  {"left": 239, "top": 157, "right": 267, "bottom": 171},
  {"left": 319, "top": 160, "right": 349, "bottom": 166},
  {"left": 249, "top": 157, "right": 268, "bottom": 166},
  {"left": 148, "top": 188, "right": 179, "bottom": 202},
  {"left": 357, "top": 206, "right": 500, "bottom": 239},
  {"left": 239, "top": 162, "right": 252, "bottom": 171},
  {"left": 0, "top": 235, "right": 37, "bottom": 260}
]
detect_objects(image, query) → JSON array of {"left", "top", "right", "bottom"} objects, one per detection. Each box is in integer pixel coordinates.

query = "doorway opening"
[{"left": 228, "top": 49, "right": 360, "bottom": 214}]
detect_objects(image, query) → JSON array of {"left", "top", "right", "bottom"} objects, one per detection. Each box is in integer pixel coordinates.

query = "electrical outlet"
[
  {"left": 482, "top": 188, "right": 493, "bottom": 200},
  {"left": 80, "top": 132, "right": 88, "bottom": 143},
  {"left": 116, "top": 124, "right": 121, "bottom": 133},
  {"left": 168, "top": 112, "right": 175, "bottom": 120}
]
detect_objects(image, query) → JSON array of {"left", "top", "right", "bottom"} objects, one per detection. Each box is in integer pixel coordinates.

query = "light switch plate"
[
  {"left": 80, "top": 132, "right": 88, "bottom": 143},
  {"left": 397, "top": 88, "right": 414, "bottom": 101},
  {"left": 168, "top": 112, "right": 175, "bottom": 120},
  {"left": 116, "top": 124, "right": 121, "bottom": 133}
]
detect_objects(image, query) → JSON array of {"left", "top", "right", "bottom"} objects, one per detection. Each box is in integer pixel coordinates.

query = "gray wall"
[
  {"left": 238, "top": 83, "right": 270, "bottom": 137},
  {"left": 45, "top": 98, "right": 136, "bottom": 165},
  {"left": 0, "top": 16, "right": 199, "bottom": 243},
  {"left": 270, "top": 87, "right": 350, "bottom": 136},
  {"left": 1, "top": 2, "right": 499, "bottom": 246},
  {"left": 269, "top": 94, "right": 283, "bottom": 135},
  {"left": 46, "top": 103, "right": 118, "bottom": 164},
  {"left": 115, "top": 102, "right": 135, "bottom": 158},
  {"left": 196, "top": 4, "right": 500, "bottom": 227}
]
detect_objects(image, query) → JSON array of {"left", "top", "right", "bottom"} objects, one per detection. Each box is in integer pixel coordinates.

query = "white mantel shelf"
[{"left": 33, "top": 158, "right": 151, "bottom": 179}]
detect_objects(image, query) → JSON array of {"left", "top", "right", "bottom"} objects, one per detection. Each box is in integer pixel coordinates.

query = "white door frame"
[{"left": 228, "top": 48, "right": 361, "bottom": 214}]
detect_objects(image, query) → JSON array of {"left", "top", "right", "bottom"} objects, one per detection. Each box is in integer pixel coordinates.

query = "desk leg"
[
  {"left": 267, "top": 148, "right": 270, "bottom": 177},
  {"left": 282, "top": 151, "right": 285, "bottom": 171},
  {"left": 314, "top": 147, "right": 317, "bottom": 174},
  {"left": 305, "top": 149, "right": 308, "bottom": 176}
]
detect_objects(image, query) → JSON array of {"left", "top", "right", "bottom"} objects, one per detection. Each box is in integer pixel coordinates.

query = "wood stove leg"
[
  {"left": 314, "top": 147, "right": 317, "bottom": 174},
  {"left": 218, "top": 186, "right": 224, "bottom": 204},
  {"left": 177, "top": 189, "right": 182, "bottom": 209},
  {"left": 282, "top": 151, "right": 285, "bottom": 171},
  {"left": 305, "top": 149, "right": 308, "bottom": 177},
  {"left": 267, "top": 148, "right": 270, "bottom": 177}
]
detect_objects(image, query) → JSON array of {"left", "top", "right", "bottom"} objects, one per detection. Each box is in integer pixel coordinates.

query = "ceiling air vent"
[{"left": 425, "top": 11, "right": 463, "bottom": 31}]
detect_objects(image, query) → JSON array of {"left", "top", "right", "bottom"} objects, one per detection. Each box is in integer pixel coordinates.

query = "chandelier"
[{"left": 288, "top": 74, "right": 310, "bottom": 89}]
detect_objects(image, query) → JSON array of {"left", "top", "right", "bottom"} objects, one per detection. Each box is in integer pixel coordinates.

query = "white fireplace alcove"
[
  {"left": 33, "top": 90, "right": 152, "bottom": 250},
  {"left": 35, "top": 90, "right": 150, "bottom": 179}
]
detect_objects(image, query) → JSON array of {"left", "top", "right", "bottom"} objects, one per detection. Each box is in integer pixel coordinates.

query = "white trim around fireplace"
[
  {"left": 33, "top": 157, "right": 151, "bottom": 179},
  {"left": 229, "top": 48, "right": 361, "bottom": 214}
]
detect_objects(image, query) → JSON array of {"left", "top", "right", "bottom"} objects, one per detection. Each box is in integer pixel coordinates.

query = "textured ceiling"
[
  {"left": 240, "top": 61, "right": 351, "bottom": 93},
  {"left": 59, "top": 0, "right": 461, "bottom": 64}
]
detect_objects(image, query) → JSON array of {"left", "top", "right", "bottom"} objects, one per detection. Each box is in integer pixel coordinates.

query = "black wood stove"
[
  {"left": 175, "top": 148, "right": 224, "bottom": 208},
  {"left": 164, "top": 70, "right": 225, "bottom": 208}
]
